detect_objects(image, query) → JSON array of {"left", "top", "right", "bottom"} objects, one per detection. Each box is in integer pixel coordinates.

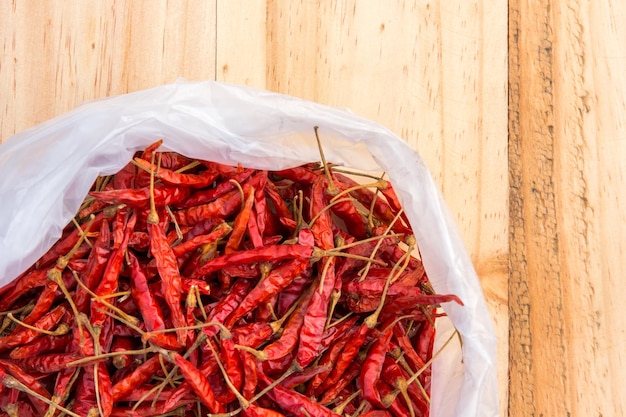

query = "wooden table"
[{"left": 1, "top": 1, "right": 623, "bottom": 416}]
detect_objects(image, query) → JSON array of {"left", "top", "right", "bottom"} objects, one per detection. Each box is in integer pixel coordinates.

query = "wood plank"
[
  {"left": 509, "top": 0, "right": 626, "bottom": 415},
  {"left": 216, "top": 0, "right": 267, "bottom": 88},
  {"left": 0, "top": 0, "right": 217, "bottom": 143},
  {"left": 266, "top": 2, "right": 508, "bottom": 414}
]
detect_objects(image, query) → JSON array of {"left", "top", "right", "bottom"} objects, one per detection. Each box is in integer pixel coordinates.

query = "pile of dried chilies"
[{"left": 0, "top": 132, "right": 462, "bottom": 417}]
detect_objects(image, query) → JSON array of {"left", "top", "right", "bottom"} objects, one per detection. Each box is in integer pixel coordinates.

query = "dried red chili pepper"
[
  {"left": 75, "top": 219, "right": 111, "bottom": 313},
  {"left": 191, "top": 243, "right": 314, "bottom": 280},
  {"left": 180, "top": 167, "right": 255, "bottom": 208},
  {"left": 260, "top": 287, "right": 313, "bottom": 361},
  {"left": 111, "top": 354, "right": 162, "bottom": 402},
  {"left": 170, "top": 352, "right": 224, "bottom": 414},
  {"left": 14, "top": 352, "right": 79, "bottom": 374},
  {"left": 0, "top": 360, "right": 51, "bottom": 416},
  {"left": 315, "top": 322, "right": 369, "bottom": 395},
  {"left": 203, "top": 278, "right": 252, "bottom": 338},
  {"left": 225, "top": 184, "right": 255, "bottom": 254},
  {"left": 147, "top": 219, "right": 186, "bottom": 345},
  {"left": 174, "top": 188, "right": 243, "bottom": 226},
  {"left": 225, "top": 259, "right": 310, "bottom": 328},
  {"left": 134, "top": 157, "right": 219, "bottom": 188},
  {"left": 319, "top": 357, "right": 362, "bottom": 406},
  {"left": 242, "top": 404, "right": 287, "bottom": 417},
  {"left": 127, "top": 251, "right": 166, "bottom": 332},
  {"left": 359, "top": 328, "right": 393, "bottom": 409},
  {"left": 0, "top": 304, "right": 68, "bottom": 352},
  {"left": 258, "top": 371, "right": 341, "bottom": 417},
  {"left": 296, "top": 257, "right": 337, "bottom": 368},
  {"left": 8, "top": 333, "right": 72, "bottom": 360}
]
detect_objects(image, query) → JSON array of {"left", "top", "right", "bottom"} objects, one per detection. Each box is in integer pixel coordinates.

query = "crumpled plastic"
[{"left": 0, "top": 80, "right": 498, "bottom": 417}]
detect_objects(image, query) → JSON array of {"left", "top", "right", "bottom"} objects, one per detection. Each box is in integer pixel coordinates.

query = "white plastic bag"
[{"left": 0, "top": 80, "right": 498, "bottom": 417}]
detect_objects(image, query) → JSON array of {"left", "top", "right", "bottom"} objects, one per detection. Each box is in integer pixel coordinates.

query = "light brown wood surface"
[
  {"left": 0, "top": 1, "right": 508, "bottom": 415},
  {"left": 509, "top": 1, "right": 626, "bottom": 416}
]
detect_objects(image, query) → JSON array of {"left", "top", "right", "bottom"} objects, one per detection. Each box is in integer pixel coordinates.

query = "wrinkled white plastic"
[{"left": 0, "top": 80, "right": 497, "bottom": 416}]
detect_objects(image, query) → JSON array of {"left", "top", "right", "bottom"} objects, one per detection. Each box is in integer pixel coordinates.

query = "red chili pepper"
[
  {"left": 265, "top": 181, "right": 295, "bottom": 225},
  {"left": 14, "top": 352, "right": 79, "bottom": 374},
  {"left": 174, "top": 188, "right": 243, "bottom": 226},
  {"left": 344, "top": 279, "right": 463, "bottom": 306},
  {"left": 233, "top": 322, "right": 275, "bottom": 348},
  {"left": 282, "top": 364, "right": 331, "bottom": 390},
  {"left": 319, "top": 357, "right": 362, "bottom": 405},
  {"left": 308, "top": 318, "right": 359, "bottom": 396},
  {"left": 247, "top": 209, "right": 264, "bottom": 248},
  {"left": 359, "top": 411, "right": 393, "bottom": 417},
  {"left": 128, "top": 251, "right": 166, "bottom": 332},
  {"left": 381, "top": 355, "right": 429, "bottom": 417},
  {"left": 111, "top": 354, "right": 163, "bottom": 402},
  {"left": 0, "top": 360, "right": 51, "bottom": 415},
  {"left": 225, "top": 184, "right": 255, "bottom": 254},
  {"left": 214, "top": 338, "right": 243, "bottom": 404},
  {"left": 49, "top": 366, "right": 80, "bottom": 414},
  {"left": 258, "top": 371, "right": 341, "bottom": 417},
  {"left": 158, "top": 151, "right": 194, "bottom": 170},
  {"left": 90, "top": 212, "right": 136, "bottom": 328},
  {"left": 89, "top": 184, "right": 190, "bottom": 209},
  {"left": 148, "top": 220, "right": 186, "bottom": 345},
  {"left": 75, "top": 219, "right": 111, "bottom": 313},
  {"left": 171, "top": 221, "right": 231, "bottom": 259},
  {"left": 416, "top": 317, "right": 436, "bottom": 382},
  {"left": 296, "top": 257, "right": 337, "bottom": 368},
  {"left": 315, "top": 322, "right": 369, "bottom": 395},
  {"left": 0, "top": 268, "right": 46, "bottom": 311},
  {"left": 0, "top": 304, "right": 67, "bottom": 352},
  {"left": 377, "top": 379, "right": 412, "bottom": 417},
  {"left": 8, "top": 333, "right": 72, "bottom": 359},
  {"left": 310, "top": 177, "right": 335, "bottom": 250},
  {"left": 241, "top": 351, "right": 258, "bottom": 400},
  {"left": 180, "top": 168, "right": 255, "bottom": 208},
  {"left": 171, "top": 352, "right": 224, "bottom": 414},
  {"left": 20, "top": 280, "right": 61, "bottom": 325},
  {"left": 274, "top": 165, "right": 318, "bottom": 185},
  {"left": 359, "top": 328, "right": 393, "bottom": 409},
  {"left": 191, "top": 243, "right": 314, "bottom": 280},
  {"left": 262, "top": 287, "right": 313, "bottom": 361},
  {"left": 242, "top": 404, "right": 287, "bottom": 417},
  {"left": 134, "top": 157, "right": 219, "bottom": 188},
  {"left": 203, "top": 279, "right": 252, "bottom": 338},
  {"left": 225, "top": 259, "right": 311, "bottom": 328}
]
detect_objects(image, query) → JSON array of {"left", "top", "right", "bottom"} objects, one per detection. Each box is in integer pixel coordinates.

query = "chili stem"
[
  {"left": 175, "top": 160, "right": 201, "bottom": 173},
  {"left": 2, "top": 375, "right": 82, "bottom": 417},
  {"left": 333, "top": 389, "right": 361, "bottom": 414},
  {"left": 66, "top": 347, "right": 156, "bottom": 367},
  {"left": 329, "top": 180, "right": 388, "bottom": 203},
  {"left": 51, "top": 270, "right": 84, "bottom": 345},
  {"left": 229, "top": 179, "right": 245, "bottom": 212},
  {"left": 147, "top": 152, "right": 159, "bottom": 224},
  {"left": 166, "top": 205, "right": 184, "bottom": 245},
  {"left": 326, "top": 232, "right": 403, "bottom": 252},
  {"left": 313, "top": 126, "right": 338, "bottom": 195},
  {"left": 143, "top": 321, "right": 231, "bottom": 340},
  {"left": 358, "top": 209, "right": 404, "bottom": 281}
]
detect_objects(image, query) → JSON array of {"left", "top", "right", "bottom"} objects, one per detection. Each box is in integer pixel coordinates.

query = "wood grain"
[
  {"left": 0, "top": 0, "right": 217, "bottom": 142},
  {"left": 509, "top": 0, "right": 626, "bottom": 415},
  {"left": 0, "top": 1, "right": 508, "bottom": 415}
]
